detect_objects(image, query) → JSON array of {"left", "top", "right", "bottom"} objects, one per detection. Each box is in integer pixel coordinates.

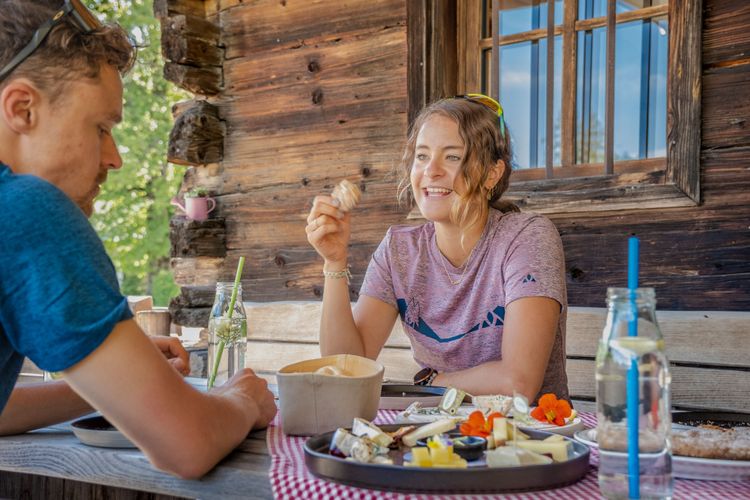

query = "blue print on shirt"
[{"left": 396, "top": 298, "right": 505, "bottom": 343}]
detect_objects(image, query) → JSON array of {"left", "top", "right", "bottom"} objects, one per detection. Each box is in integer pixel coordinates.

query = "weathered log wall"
[{"left": 163, "top": 0, "right": 749, "bottom": 326}]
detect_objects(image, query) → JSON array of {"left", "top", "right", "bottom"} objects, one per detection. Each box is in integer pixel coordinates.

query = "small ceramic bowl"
[
  {"left": 416, "top": 433, "right": 487, "bottom": 462},
  {"left": 451, "top": 435, "right": 487, "bottom": 461}
]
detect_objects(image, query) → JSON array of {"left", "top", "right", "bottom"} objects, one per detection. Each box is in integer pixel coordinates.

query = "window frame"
[{"left": 408, "top": 0, "right": 702, "bottom": 215}]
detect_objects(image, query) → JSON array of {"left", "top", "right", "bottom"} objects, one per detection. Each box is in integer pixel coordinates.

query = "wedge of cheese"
[
  {"left": 492, "top": 417, "right": 508, "bottom": 445},
  {"left": 516, "top": 439, "right": 571, "bottom": 462},
  {"left": 351, "top": 418, "right": 393, "bottom": 447},
  {"left": 486, "top": 446, "right": 553, "bottom": 467},
  {"left": 402, "top": 418, "right": 458, "bottom": 447}
]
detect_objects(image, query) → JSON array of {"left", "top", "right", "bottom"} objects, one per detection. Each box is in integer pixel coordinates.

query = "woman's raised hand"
[{"left": 306, "top": 195, "right": 351, "bottom": 266}]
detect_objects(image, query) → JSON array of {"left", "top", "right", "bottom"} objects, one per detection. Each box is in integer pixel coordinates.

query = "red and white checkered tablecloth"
[{"left": 267, "top": 410, "right": 750, "bottom": 499}]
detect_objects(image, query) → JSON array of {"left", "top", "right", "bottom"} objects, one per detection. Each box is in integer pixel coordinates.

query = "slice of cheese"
[
  {"left": 351, "top": 418, "right": 393, "bottom": 447},
  {"left": 492, "top": 417, "right": 508, "bottom": 445},
  {"left": 516, "top": 439, "right": 571, "bottom": 462},
  {"left": 402, "top": 418, "right": 458, "bottom": 447}
]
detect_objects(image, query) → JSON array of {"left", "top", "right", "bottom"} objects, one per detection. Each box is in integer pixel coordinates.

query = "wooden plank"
[
  {"left": 573, "top": 4, "right": 669, "bottom": 32},
  {"left": 0, "top": 471, "right": 186, "bottom": 500},
  {"left": 497, "top": 26, "right": 564, "bottom": 46},
  {"left": 163, "top": 62, "right": 222, "bottom": 95},
  {"left": 160, "top": 14, "right": 223, "bottom": 67},
  {"left": 456, "top": 0, "right": 483, "bottom": 94},
  {"left": 171, "top": 257, "right": 224, "bottom": 286},
  {"left": 428, "top": 0, "right": 458, "bottom": 101},
  {"left": 153, "top": 0, "right": 206, "bottom": 19},
  {"left": 565, "top": 308, "right": 750, "bottom": 367},
  {"left": 701, "top": 64, "right": 750, "bottom": 150},
  {"left": 244, "top": 303, "right": 750, "bottom": 367},
  {"left": 170, "top": 216, "right": 226, "bottom": 258},
  {"left": 544, "top": 0, "right": 555, "bottom": 176},
  {"left": 567, "top": 359, "right": 750, "bottom": 412},
  {"left": 507, "top": 181, "right": 696, "bottom": 214},
  {"left": 168, "top": 100, "right": 224, "bottom": 166},
  {"left": 560, "top": 0, "right": 577, "bottom": 166},
  {"left": 220, "top": 121, "right": 405, "bottom": 188},
  {"left": 0, "top": 430, "right": 273, "bottom": 498},
  {"left": 219, "top": 0, "right": 405, "bottom": 59},
  {"left": 702, "top": 0, "right": 750, "bottom": 67},
  {"left": 221, "top": 28, "right": 406, "bottom": 116},
  {"left": 604, "top": 0, "right": 615, "bottom": 175},
  {"left": 407, "top": 0, "right": 426, "bottom": 125},
  {"left": 246, "top": 301, "right": 410, "bottom": 348},
  {"left": 491, "top": 0, "right": 499, "bottom": 100},
  {"left": 666, "top": 0, "right": 702, "bottom": 202}
]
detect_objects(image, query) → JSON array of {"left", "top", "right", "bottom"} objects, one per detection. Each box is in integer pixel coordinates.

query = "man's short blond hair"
[{"left": 0, "top": 0, "right": 135, "bottom": 100}]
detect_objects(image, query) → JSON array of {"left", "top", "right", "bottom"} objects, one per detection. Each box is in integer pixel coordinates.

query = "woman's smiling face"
[{"left": 410, "top": 114, "right": 467, "bottom": 225}]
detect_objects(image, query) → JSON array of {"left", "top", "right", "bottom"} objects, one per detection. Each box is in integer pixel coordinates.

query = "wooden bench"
[
  {"left": 244, "top": 301, "right": 750, "bottom": 414},
  {"left": 16, "top": 302, "right": 749, "bottom": 413}
]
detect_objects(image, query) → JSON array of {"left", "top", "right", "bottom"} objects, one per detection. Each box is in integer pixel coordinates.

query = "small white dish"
[
  {"left": 574, "top": 428, "right": 750, "bottom": 481},
  {"left": 71, "top": 416, "right": 137, "bottom": 449},
  {"left": 516, "top": 414, "right": 586, "bottom": 437},
  {"left": 397, "top": 405, "right": 476, "bottom": 423}
]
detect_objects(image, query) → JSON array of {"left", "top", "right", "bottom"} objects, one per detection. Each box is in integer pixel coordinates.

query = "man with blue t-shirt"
[{"left": 0, "top": 0, "right": 276, "bottom": 479}]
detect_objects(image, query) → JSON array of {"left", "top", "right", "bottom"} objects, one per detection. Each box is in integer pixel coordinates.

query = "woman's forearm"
[
  {"left": 433, "top": 361, "right": 542, "bottom": 402},
  {"left": 319, "top": 260, "right": 366, "bottom": 356}
]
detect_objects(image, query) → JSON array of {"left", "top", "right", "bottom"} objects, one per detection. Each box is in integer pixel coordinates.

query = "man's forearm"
[{"left": 0, "top": 381, "right": 93, "bottom": 435}]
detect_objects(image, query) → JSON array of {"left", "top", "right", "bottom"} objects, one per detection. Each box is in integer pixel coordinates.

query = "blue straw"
[{"left": 627, "top": 237, "right": 640, "bottom": 499}]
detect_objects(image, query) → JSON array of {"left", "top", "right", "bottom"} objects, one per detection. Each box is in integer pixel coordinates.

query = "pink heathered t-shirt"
[{"left": 360, "top": 208, "right": 569, "bottom": 402}]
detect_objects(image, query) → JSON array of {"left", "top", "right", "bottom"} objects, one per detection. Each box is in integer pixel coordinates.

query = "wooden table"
[
  {"left": 0, "top": 419, "right": 273, "bottom": 500},
  {"left": 0, "top": 378, "right": 275, "bottom": 500}
]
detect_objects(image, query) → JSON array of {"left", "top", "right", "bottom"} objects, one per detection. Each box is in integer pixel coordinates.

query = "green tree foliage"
[{"left": 88, "top": 0, "right": 188, "bottom": 305}]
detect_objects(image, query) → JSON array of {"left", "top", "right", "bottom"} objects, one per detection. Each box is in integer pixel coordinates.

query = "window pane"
[
  {"left": 499, "top": 36, "right": 562, "bottom": 169},
  {"left": 499, "top": 0, "right": 563, "bottom": 37},
  {"left": 576, "top": 28, "right": 607, "bottom": 163},
  {"left": 613, "top": 21, "right": 645, "bottom": 160},
  {"left": 578, "top": 0, "right": 668, "bottom": 21},
  {"left": 647, "top": 16, "right": 668, "bottom": 157},
  {"left": 537, "top": 36, "right": 563, "bottom": 166},
  {"left": 576, "top": 17, "right": 668, "bottom": 163}
]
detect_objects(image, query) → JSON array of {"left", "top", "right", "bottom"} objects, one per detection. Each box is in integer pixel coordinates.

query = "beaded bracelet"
[{"left": 323, "top": 266, "right": 352, "bottom": 284}]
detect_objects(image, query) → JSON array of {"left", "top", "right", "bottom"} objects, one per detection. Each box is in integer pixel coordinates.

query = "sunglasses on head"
[
  {"left": 454, "top": 93, "right": 506, "bottom": 138},
  {"left": 0, "top": 0, "right": 102, "bottom": 82}
]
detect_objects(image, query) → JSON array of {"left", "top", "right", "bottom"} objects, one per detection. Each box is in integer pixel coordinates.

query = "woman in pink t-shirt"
[{"left": 305, "top": 95, "right": 568, "bottom": 403}]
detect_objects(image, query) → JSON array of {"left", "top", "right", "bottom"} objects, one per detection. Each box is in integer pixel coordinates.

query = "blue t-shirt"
[{"left": 0, "top": 164, "right": 132, "bottom": 413}]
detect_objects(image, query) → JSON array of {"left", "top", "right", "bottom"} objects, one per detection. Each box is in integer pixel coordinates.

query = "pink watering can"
[{"left": 171, "top": 193, "right": 216, "bottom": 221}]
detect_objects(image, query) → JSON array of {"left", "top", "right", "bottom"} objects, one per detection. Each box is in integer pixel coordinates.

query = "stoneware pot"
[{"left": 277, "top": 354, "right": 384, "bottom": 436}]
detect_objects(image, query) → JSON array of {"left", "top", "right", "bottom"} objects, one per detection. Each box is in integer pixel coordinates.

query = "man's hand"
[
  {"left": 210, "top": 368, "right": 277, "bottom": 430},
  {"left": 149, "top": 336, "right": 190, "bottom": 376}
]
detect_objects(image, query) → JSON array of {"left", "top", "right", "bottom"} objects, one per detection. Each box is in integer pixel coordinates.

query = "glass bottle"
[
  {"left": 596, "top": 287, "right": 673, "bottom": 499},
  {"left": 207, "top": 282, "right": 247, "bottom": 389}
]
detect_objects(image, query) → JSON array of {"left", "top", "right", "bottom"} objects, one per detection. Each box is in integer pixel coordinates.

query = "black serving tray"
[
  {"left": 672, "top": 411, "right": 750, "bottom": 429},
  {"left": 304, "top": 424, "right": 591, "bottom": 494}
]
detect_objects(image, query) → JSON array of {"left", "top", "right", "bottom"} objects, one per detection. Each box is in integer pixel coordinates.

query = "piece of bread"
[
  {"left": 672, "top": 425, "right": 750, "bottom": 460},
  {"left": 331, "top": 179, "right": 362, "bottom": 212}
]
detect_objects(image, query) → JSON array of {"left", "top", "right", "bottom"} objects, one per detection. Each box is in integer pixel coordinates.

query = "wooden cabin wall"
[{"left": 162, "top": 0, "right": 748, "bottom": 327}]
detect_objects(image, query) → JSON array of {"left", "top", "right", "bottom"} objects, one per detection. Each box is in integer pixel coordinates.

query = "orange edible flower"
[
  {"left": 459, "top": 410, "right": 504, "bottom": 438},
  {"left": 530, "top": 393, "right": 572, "bottom": 426}
]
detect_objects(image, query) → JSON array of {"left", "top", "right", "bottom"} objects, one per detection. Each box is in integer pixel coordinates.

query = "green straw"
[{"left": 208, "top": 256, "right": 245, "bottom": 389}]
